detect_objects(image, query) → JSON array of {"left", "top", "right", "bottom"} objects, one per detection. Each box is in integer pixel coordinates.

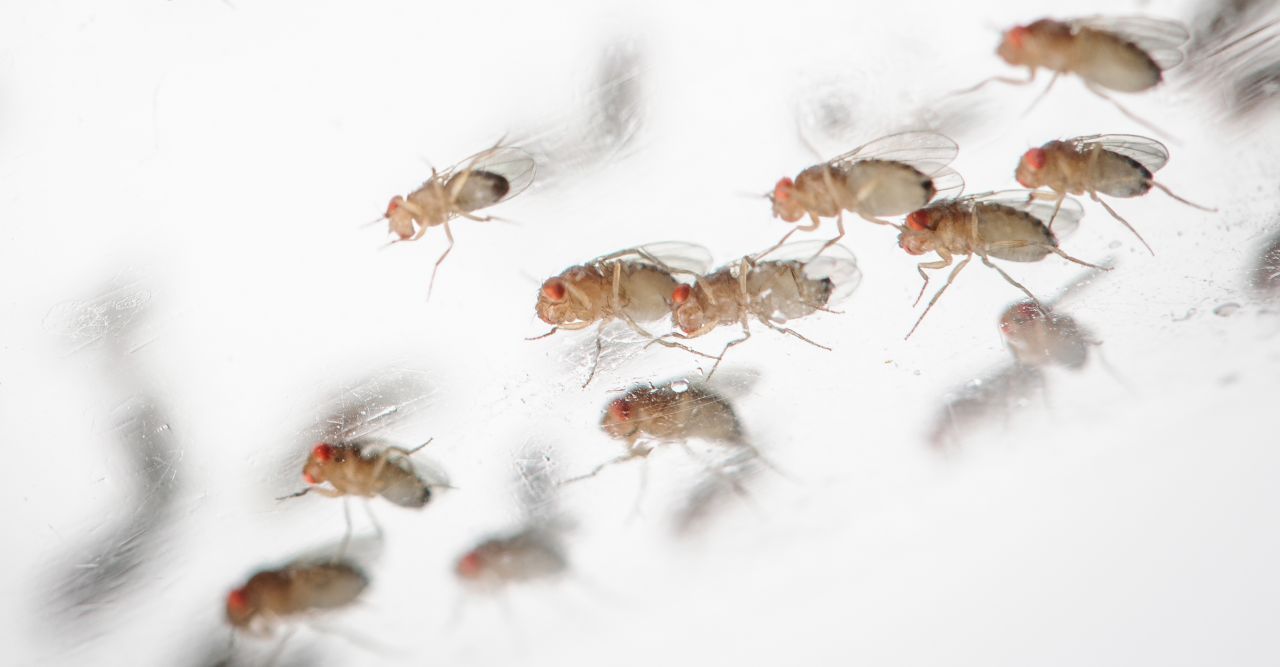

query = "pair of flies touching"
[{"left": 531, "top": 240, "right": 861, "bottom": 383}]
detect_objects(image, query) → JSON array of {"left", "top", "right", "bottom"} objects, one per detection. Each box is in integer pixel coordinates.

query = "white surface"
[{"left": 3, "top": 0, "right": 1279, "bottom": 665}]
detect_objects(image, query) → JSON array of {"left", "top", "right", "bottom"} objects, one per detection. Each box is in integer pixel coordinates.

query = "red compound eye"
[
  {"left": 1023, "top": 147, "right": 1046, "bottom": 171},
  {"left": 457, "top": 552, "right": 483, "bottom": 578},
  {"left": 312, "top": 443, "right": 333, "bottom": 462},
  {"left": 772, "top": 177, "right": 794, "bottom": 203},
  {"left": 385, "top": 195, "right": 403, "bottom": 218},
  {"left": 906, "top": 210, "right": 931, "bottom": 232},
  {"left": 227, "top": 588, "right": 248, "bottom": 611},
  {"left": 609, "top": 399, "right": 631, "bottom": 422},
  {"left": 1007, "top": 26, "right": 1030, "bottom": 48},
  {"left": 541, "top": 280, "right": 566, "bottom": 302},
  {"left": 672, "top": 284, "right": 691, "bottom": 304}
]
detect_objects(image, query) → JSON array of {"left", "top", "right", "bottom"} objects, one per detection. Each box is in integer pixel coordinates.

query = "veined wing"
[
  {"left": 827, "top": 130, "right": 960, "bottom": 178},
  {"left": 1071, "top": 133, "right": 1170, "bottom": 173},
  {"left": 435, "top": 144, "right": 537, "bottom": 202},
  {"left": 924, "top": 163, "right": 966, "bottom": 201},
  {"left": 598, "top": 241, "right": 714, "bottom": 276},
  {"left": 764, "top": 241, "right": 862, "bottom": 306},
  {"left": 966, "top": 190, "right": 1086, "bottom": 239},
  {"left": 1073, "top": 15, "right": 1190, "bottom": 70}
]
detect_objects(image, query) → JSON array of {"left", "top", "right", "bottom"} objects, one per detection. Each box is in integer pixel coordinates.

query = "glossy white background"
[{"left": 3, "top": 0, "right": 1278, "bottom": 665}]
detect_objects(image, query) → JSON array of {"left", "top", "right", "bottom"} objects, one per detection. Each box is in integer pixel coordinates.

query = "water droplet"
[{"left": 670, "top": 380, "right": 690, "bottom": 393}]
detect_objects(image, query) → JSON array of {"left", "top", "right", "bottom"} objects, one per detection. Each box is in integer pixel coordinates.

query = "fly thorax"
[{"left": 794, "top": 166, "right": 845, "bottom": 217}]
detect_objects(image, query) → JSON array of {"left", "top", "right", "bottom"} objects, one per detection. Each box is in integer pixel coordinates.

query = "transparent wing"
[
  {"left": 966, "top": 190, "right": 1086, "bottom": 240},
  {"left": 597, "top": 241, "right": 714, "bottom": 275},
  {"left": 827, "top": 130, "right": 959, "bottom": 177},
  {"left": 924, "top": 163, "right": 966, "bottom": 201},
  {"left": 766, "top": 241, "right": 862, "bottom": 305},
  {"left": 437, "top": 144, "right": 537, "bottom": 203},
  {"left": 1072, "top": 16, "right": 1190, "bottom": 70},
  {"left": 1071, "top": 133, "right": 1170, "bottom": 173}
]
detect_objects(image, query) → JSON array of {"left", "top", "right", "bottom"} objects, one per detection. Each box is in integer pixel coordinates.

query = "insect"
[
  {"left": 766, "top": 131, "right": 963, "bottom": 257},
  {"left": 380, "top": 141, "right": 536, "bottom": 295},
  {"left": 455, "top": 529, "right": 568, "bottom": 589},
  {"left": 1014, "top": 134, "right": 1213, "bottom": 253},
  {"left": 999, "top": 301, "right": 1091, "bottom": 369},
  {"left": 601, "top": 380, "right": 745, "bottom": 450},
  {"left": 898, "top": 191, "right": 1108, "bottom": 338},
  {"left": 225, "top": 560, "right": 368, "bottom": 635},
  {"left": 973, "top": 17, "right": 1189, "bottom": 133},
  {"left": 567, "top": 378, "right": 757, "bottom": 482},
  {"left": 666, "top": 242, "right": 861, "bottom": 375},
  {"left": 455, "top": 446, "right": 569, "bottom": 590},
  {"left": 531, "top": 242, "right": 715, "bottom": 385},
  {"left": 279, "top": 439, "right": 445, "bottom": 509}
]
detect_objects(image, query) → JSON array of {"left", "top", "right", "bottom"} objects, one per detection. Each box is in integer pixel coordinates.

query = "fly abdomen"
[{"left": 450, "top": 170, "right": 511, "bottom": 212}]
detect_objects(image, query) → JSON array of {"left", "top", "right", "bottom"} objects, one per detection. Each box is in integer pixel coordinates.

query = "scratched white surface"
[{"left": 3, "top": 0, "right": 1279, "bottom": 665}]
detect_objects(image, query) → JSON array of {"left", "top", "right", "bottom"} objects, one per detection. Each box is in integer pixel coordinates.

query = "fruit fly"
[
  {"left": 454, "top": 529, "right": 568, "bottom": 589},
  {"left": 380, "top": 141, "right": 536, "bottom": 295},
  {"left": 279, "top": 438, "right": 445, "bottom": 509},
  {"left": 766, "top": 131, "right": 963, "bottom": 257},
  {"left": 531, "top": 242, "right": 715, "bottom": 385},
  {"left": 225, "top": 560, "right": 368, "bottom": 636},
  {"left": 566, "top": 379, "right": 749, "bottom": 483},
  {"left": 1015, "top": 134, "right": 1214, "bottom": 254},
  {"left": 667, "top": 242, "right": 861, "bottom": 375},
  {"left": 898, "top": 191, "right": 1107, "bottom": 339},
  {"left": 455, "top": 446, "right": 569, "bottom": 591},
  {"left": 999, "top": 301, "right": 1091, "bottom": 369},
  {"left": 601, "top": 380, "right": 745, "bottom": 451},
  {"left": 972, "top": 17, "right": 1189, "bottom": 134}
]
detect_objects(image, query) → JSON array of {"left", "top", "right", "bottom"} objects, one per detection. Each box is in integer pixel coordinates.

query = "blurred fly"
[
  {"left": 225, "top": 560, "right": 368, "bottom": 636},
  {"left": 766, "top": 131, "right": 963, "bottom": 257},
  {"left": 666, "top": 242, "right": 861, "bottom": 375},
  {"left": 999, "top": 301, "right": 1092, "bottom": 369},
  {"left": 898, "top": 191, "right": 1108, "bottom": 338},
  {"left": 968, "top": 16, "right": 1190, "bottom": 134},
  {"left": 380, "top": 141, "right": 536, "bottom": 296},
  {"left": 1014, "top": 134, "right": 1213, "bottom": 254},
  {"left": 455, "top": 446, "right": 569, "bottom": 591},
  {"left": 567, "top": 378, "right": 760, "bottom": 483},
  {"left": 531, "top": 242, "right": 715, "bottom": 385}
]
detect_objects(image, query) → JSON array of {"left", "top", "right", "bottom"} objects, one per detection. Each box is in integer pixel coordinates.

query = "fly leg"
[
  {"left": 913, "top": 253, "right": 954, "bottom": 307},
  {"left": 857, "top": 212, "right": 904, "bottom": 230},
  {"left": 1045, "top": 244, "right": 1112, "bottom": 271},
  {"left": 761, "top": 318, "right": 832, "bottom": 351},
  {"left": 275, "top": 486, "right": 343, "bottom": 501},
  {"left": 1046, "top": 193, "right": 1067, "bottom": 232},
  {"left": 979, "top": 254, "right": 1043, "bottom": 306},
  {"left": 582, "top": 331, "right": 604, "bottom": 388},
  {"left": 1084, "top": 83, "right": 1177, "bottom": 141},
  {"left": 560, "top": 452, "right": 640, "bottom": 485},
  {"left": 755, "top": 214, "right": 819, "bottom": 262},
  {"left": 1092, "top": 193, "right": 1155, "bottom": 255},
  {"left": 1151, "top": 181, "right": 1217, "bottom": 212},
  {"left": 1022, "top": 71, "right": 1060, "bottom": 116},
  {"left": 950, "top": 67, "right": 1037, "bottom": 96},
  {"left": 704, "top": 259, "right": 758, "bottom": 379},
  {"left": 808, "top": 212, "right": 847, "bottom": 262},
  {"left": 906, "top": 254, "right": 970, "bottom": 340},
  {"left": 705, "top": 320, "right": 752, "bottom": 380},
  {"left": 426, "top": 221, "right": 455, "bottom": 299}
]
